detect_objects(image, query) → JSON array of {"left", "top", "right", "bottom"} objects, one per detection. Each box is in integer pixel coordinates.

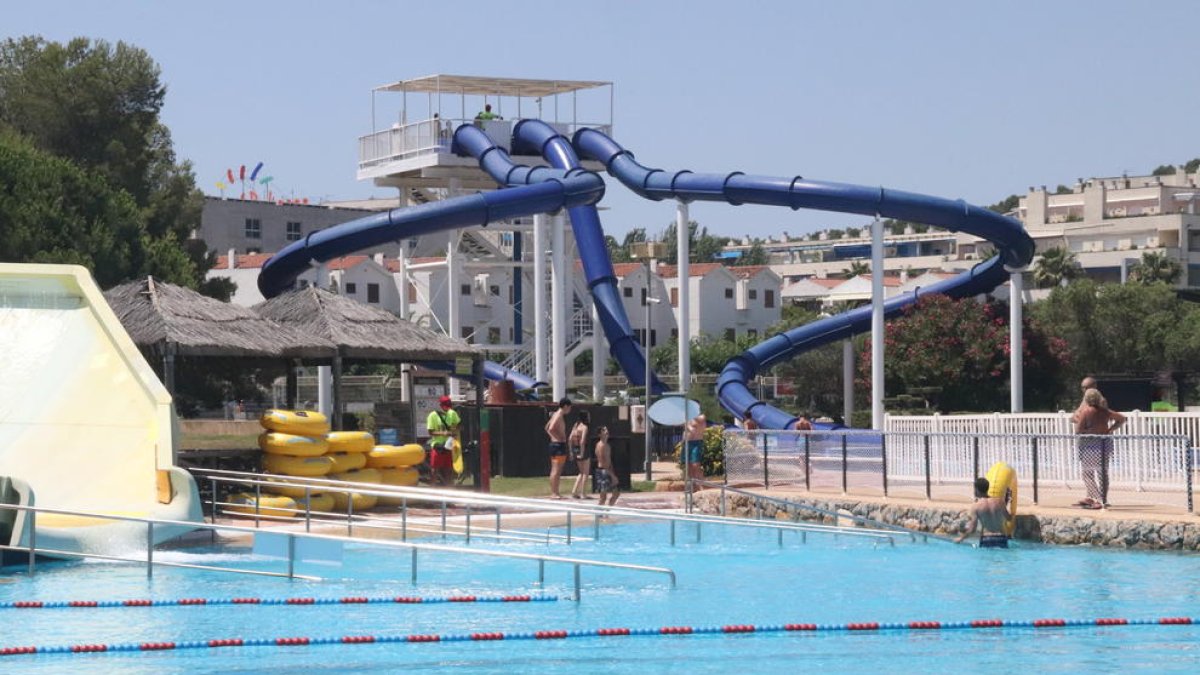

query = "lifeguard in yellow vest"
[{"left": 426, "top": 395, "right": 462, "bottom": 486}]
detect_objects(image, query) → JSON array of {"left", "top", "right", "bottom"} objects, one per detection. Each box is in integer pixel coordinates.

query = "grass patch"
[
  {"left": 181, "top": 433, "right": 260, "bottom": 450},
  {"left": 487, "top": 476, "right": 657, "bottom": 497}
]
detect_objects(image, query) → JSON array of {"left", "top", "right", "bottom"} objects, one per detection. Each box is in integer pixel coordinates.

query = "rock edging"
[{"left": 692, "top": 491, "right": 1200, "bottom": 551}]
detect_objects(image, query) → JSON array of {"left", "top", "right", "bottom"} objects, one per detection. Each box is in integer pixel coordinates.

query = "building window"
[
  {"left": 670, "top": 288, "right": 679, "bottom": 307},
  {"left": 749, "top": 289, "right": 758, "bottom": 300},
  {"left": 724, "top": 288, "right": 733, "bottom": 299},
  {"left": 765, "top": 290, "right": 775, "bottom": 308},
  {"left": 286, "top": 221, "right": 302, "bottom": 241},
  {"left": 634, "top": 328, "right": 644, "bottom": 344},
  {"left": 650, "top": 329, "right": 657, "bottom": 347},
  {"left": 367, "top": 283, "right": 380, "bottom": 303},
  {"left": 747, "top": 329, "right": 758, "bottom": 339},
  {"left": 489, "top": 284, "right": 500, "bottom": 297},
  {"left": 461, "top": 327, "right": 473, "bottom": 343},
  {"left": 244, "top": 218, "right": 261, "bottom": 239},
  {"left": 640, "top": 288, "right": 648, "bottom": 306},
  {"left": 345, "top": 282, "right": 357, "bottom": 295},
  {"left": 407, "top": 283, "right": 417, "bottom": 303},
  {"left": 624, "top": 287, "right": 633, "bottom": 298},
  {"left": 509, "top": 327, "right": 514, "bottom": 341},
  {"left": 461, "top": 284, "right": 471, "bottom": 296},
  {"left": 724, "top": 328, "right": 735, "bottom": 341},
  {"left": 671, "top": 328, "right": 678, "bottom": 340},
  {"left": 488, "top": 327, "right": 501, "bottom": 344}
]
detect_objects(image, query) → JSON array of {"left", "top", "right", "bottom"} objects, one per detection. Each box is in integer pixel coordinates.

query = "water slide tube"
[
  {"left": 451, "top": 123, "right": 666, "bottom": 394},
  {"left": 0, "top": 264, "right": 202, "bottom": 560},
  {"left": 256, "top": 164, "right": 607, "bottom": 390},
  {"left": 573, "top": 128, "right": 1035, "bottom": 429}
]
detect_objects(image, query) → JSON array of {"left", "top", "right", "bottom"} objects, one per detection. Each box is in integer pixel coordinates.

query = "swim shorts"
[
  {"left": 428, "top": 442, "right": 454, "bottom": 470},
  {"left": 594, "top": 469, "right": 614, "bottom": 492},
  {"left": 548, "top": 442, "right": 568, "bottom": 463},
  {"left": 979, "top": 534, "right": 1009, "bottom": 549},
  {"left": 686, "top": 439, "right": 703, "bottom": 464}
]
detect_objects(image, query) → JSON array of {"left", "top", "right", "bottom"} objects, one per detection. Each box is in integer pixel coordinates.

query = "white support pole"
[
  {"left": 533, "top": 213, "right": 548, "bottom": 385},
  {"left": 398, "top": 244, "right": 411, "bottom": 404},
  {"left": 316, "top": 263, "right": 332, "bottom": 417},
  {"left": 676, "top": 201, "right": 690, "bottom": 394},
  {"left": 843, "top": 339, "right": 854, "bottom": 425},
  {"left": 447, "top": 178, "right": 462, "bottom": 400},
  {"left": 551, "top": 212, "right": 567, "bottom": 399},
  {"left": 592, "top": 300, "right": 605, "bottom": 401},
  {"left": 1009, "top": 267, "right": 1025, "bottom": 412},
  {"left": 447, "top": 230, "right": 461, "bottom": 400},
  {"left": 871, "top": 218, "right": 885, "bottom": 430}
]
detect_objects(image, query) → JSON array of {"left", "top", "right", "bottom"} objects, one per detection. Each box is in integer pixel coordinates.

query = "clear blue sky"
[{"left": 6, "top": 0, "right": 1199, "bottom": 242}]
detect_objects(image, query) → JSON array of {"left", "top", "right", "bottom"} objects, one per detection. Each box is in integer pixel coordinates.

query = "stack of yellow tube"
[
  {"left": 231, "top": 409, "right": 336, "bottom": 518},
  {"left": 365, "top": 443, "right": 425, "bottom": 506},
  {"left": 325, "top": 431, "right": 381, "bottom": 511}
]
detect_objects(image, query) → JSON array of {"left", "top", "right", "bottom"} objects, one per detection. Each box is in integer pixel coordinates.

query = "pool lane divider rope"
[
  {"left": 0, "top": 594, "right": 553, "bottom": 610},
  {"left": 1, "top": 616, "right": 1195, "bottom": 657}
]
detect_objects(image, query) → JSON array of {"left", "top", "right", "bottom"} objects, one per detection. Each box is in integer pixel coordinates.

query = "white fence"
[{"left": 722, "top": 415, "right": 1197, "bottom": 513}]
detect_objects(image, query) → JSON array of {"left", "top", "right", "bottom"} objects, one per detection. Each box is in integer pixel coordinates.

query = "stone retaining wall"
[{"left": 693, "top": 491, "right": 1200, "bottom": 551}]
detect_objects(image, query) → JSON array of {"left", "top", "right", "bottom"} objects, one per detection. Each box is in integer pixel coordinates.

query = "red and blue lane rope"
[
  {"left": 0, "top": 594, "right": 553, "bottom": 610},
  {"left": 1, "top": 616, "right": 1195, "bottom": 657}
]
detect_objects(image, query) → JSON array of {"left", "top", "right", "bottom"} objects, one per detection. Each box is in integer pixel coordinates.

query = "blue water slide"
[
  {"left": 453, "top": 122, "right": 666, "bottom": 394},
  {"left": 573, "top": 127, "right": 1035, "bottom": 429},
  {"left": 256, "top": 161, "right": 607, "bottom": 391}
]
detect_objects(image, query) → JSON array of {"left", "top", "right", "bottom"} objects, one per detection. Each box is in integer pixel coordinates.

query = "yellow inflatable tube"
[
  {"left": 259, "top": 432, "right": 329, "bottom": 457},
  {"left": 263, "top": 454, "right": 335, "bottom": 477},
  {"left": 227, "top": 493, "right": 297, "bottom": 519},
  {"left": 366, "top": 444, "right": 426, "bottom": 469},
  {"left": 985, "top": 461, "right": 1018, "bottom": 536},
  {"left": 260, "top": 409, "right": 330, "bottom": 436},
  {"left": 377, "top": 467, "right": 420, "bottom": 506},
  {"left": 328, "top": 451, "right": 368, "bottom": 473},
  {"left": 326, "top": 431, "right": 375, "bottom": 453}
]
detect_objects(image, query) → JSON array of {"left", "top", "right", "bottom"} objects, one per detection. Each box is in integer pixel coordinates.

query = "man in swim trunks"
[
  {"left": 954, "top": 477, "right": 1014, "bottom": 548},
  {"left": 683, "top": 413, "right": 706, "bottom": 483},
  {"left": 544, "top": 397, "right": 572, "bottom": 499},
  {"left": 593, "top": 426, "right": 619, "bottom": 506}
]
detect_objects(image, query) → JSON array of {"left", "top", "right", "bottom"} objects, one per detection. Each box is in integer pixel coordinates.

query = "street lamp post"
[{"left": 631, "top": 240, "right": 670, "bottom": 482}]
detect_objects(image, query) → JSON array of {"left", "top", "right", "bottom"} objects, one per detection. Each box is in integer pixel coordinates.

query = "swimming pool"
[{"left": 3, "top": 521, "right": 1199, "bottom": 673}]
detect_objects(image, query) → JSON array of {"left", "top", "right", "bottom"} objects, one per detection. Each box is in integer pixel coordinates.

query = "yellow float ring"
[
  {"left": 985, "top": 461, "right": 1019, "bottom": 537},
  {"left": 366, "top": 444, "right": 426, "bottom": 469},
  {"left": 292, "top": 492, "right": 335, "bottom": 513},
  {"left": 377, "top": 467, "right": 420, "bottom": 506},
  {"left": 226, "top": 492, "right": 297, "bottom": 519},
  {"left": 263, "top": 454, "right": 335, "bottom": 477},
  {"left": 259, "top": 432, "right": 329, "bottom": 457},
  {"left": 327, "top": 451, "right": 368, "bottom": 473},
  {"left": 264, "top": 479, "right": 323, "bottom": 498},
  {"left": 326, "top": 431, "right": 375, "bottom": 454},
  {"left": 260, "top": 409, "right": 330, "bottom": 436},
  {"left": 329, "top": 492, "right": 378, "bottom": 511}
]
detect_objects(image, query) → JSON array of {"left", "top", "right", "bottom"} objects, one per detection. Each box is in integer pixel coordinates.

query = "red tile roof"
[{"left": 214, "top": 253, "right": 272, "bottom": 270}]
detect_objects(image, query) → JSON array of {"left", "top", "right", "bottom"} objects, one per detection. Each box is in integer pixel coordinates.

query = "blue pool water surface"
[{"left": 2, "top": 521, "right": 1199, "bottom": 673}]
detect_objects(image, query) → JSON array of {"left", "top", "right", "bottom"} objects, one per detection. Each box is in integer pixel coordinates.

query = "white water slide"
[{"left": 0, "top": 263, "right": 200, "bottom": 559}]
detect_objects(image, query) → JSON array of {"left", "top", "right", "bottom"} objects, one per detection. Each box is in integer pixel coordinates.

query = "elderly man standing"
[{"left": 1072, "top": 379, "right": 1126, "bottom": 509}]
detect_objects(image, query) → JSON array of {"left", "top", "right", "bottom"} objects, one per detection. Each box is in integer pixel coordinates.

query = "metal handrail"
[
  {"left": 691, "top": 480, "right": 959, "bottom": 545},
  {"left": 194, "top": 468, "right": 898, "bottom": 544},
  {"left": 0, "top": 502, "right": 673, "bottom": 601}
]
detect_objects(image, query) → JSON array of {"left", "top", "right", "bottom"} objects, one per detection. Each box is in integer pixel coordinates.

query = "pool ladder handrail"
[
  {"left": 690, "top": 479, "right": 960, "bottom": 544},
  {"left": 193, "top": 468, "right": 901, "bottom": 545},
  {"left": 0, "top": 502, "right": 674, "bottom": 601}
]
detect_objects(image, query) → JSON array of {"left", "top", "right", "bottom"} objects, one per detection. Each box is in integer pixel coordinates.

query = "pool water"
[{"left": 2, "top": 521, "right": 1199, "bottom": 673}]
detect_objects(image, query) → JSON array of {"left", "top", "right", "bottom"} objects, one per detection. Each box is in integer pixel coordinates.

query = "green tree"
[
  {"left": 1032, "top": 246, "right": 1081, "bottom": 288},
  {"left": 0, "top": 130, "right": 199, "bottom": 287},
  {"left": 1054, "top": 184, "right": 1074, "bottom": 195},
  {"left": 0, "top": 36, "right": 207, "bottom": 289},
  {"left": 861, "top": 295, "right": 1070, "bottom": 412},
  {"left": 604, "top": 234, "right": 630, "bottom": 264},
  {"left": 1129, "top": 251, "right": 1181, "bottom": 285},
  {"left": 1185, "top": 158, "right": 1200, "bottom": 174},
  {"left": 657, "top": 219, "right": 727, "bottom": 265},
  {"left": 1031, "top": 280, "right": 1200, "bottom": 390},
  {"left": 1151, "top": 164, "right": 1177, "bottom": 176},
  {"left": 843, "top": 261, "right": 871, "bottom": 277},
  {"left": 988, "top": 194, "right": 1020, "bottom": 214},
  {"left": 740, "top": 241, "right": 769, "bottom": 266}
]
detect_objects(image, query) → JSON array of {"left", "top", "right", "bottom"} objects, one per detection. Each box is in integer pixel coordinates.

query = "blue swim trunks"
[
  {"left": 979, "top": 534, "right": 1009, "bottom": 549},
  {"left": 686, "top": 439, "right": 703, "bottom": 464}
]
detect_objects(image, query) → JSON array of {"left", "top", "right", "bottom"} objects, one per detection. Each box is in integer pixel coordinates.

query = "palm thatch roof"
[
  {"left": 254, "top": 286, "right": 477, "bottom": 361},
  {"left": 104, "top": 277, "right": 335, "bottom": 359}
]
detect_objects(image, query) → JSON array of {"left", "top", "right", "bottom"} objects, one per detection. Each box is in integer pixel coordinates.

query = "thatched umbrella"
[
  {"left": 104, "top": 277, "right": 335, "bottom": 394},
  {"left": 254, "top": 286, "right": 478, "bottom": 429}
]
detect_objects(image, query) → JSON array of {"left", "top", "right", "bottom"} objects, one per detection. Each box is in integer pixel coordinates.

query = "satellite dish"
[{"left": 647, "top": 396, "right": 701, "bottom": 426}]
